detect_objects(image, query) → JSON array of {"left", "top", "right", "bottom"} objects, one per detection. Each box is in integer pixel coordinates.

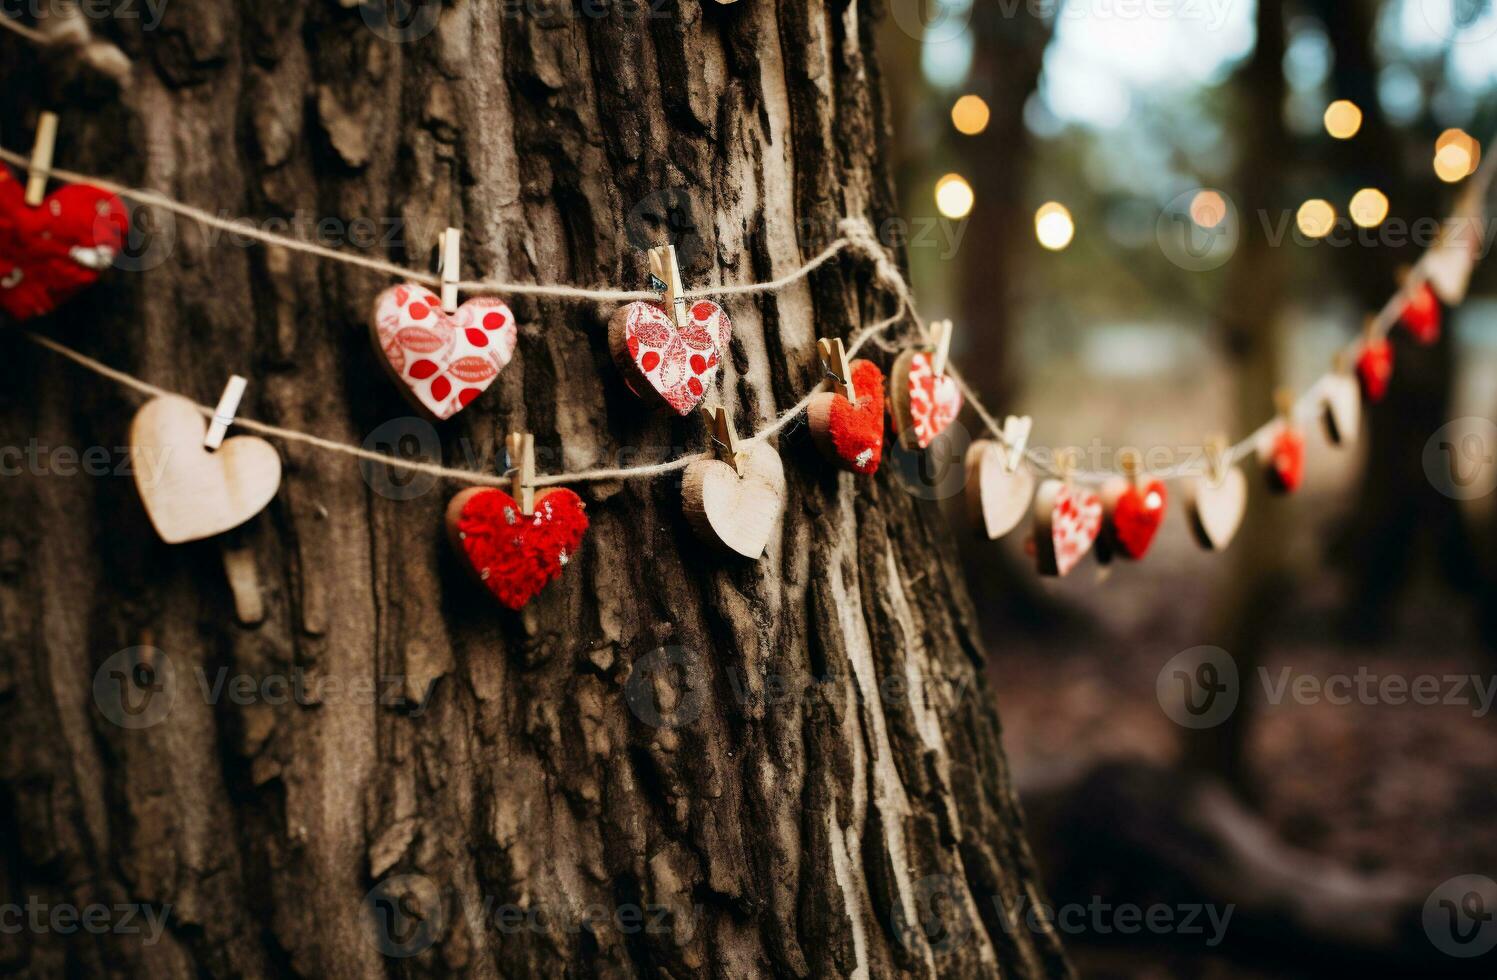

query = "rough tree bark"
[{"left": 0, "top": 2, "right": 1071, "bottom": 978}]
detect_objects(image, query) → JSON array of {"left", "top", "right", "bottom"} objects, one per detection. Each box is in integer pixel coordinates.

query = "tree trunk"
[{"left": 0, "top": 4, "right": 1070, "bottom": 978}]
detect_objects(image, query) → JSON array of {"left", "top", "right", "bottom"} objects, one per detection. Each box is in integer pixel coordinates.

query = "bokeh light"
[
  {"left": 1035, "top": 202, "right": 1075, "bottom": 251},
  {"left": 951, "top": 94, "right": 991, "bottom": 136},
  {"left": 1296, "top": 199, "right": 1336, "bottom": 239},
  {"left": 1434, "top": 129, "right": 1480, "bottom": 182},
  {"left": 935, "top": 174, "right": 975, "bottom": 219},
  {"left": 1189, "top": 190, "right": 1228, "bottom": 228},
  {"left": 1349, "top": 188, "right": 1389, "bottom": 228},
  {"left": 1323, "top": 100, "right": 1363, "bottom": 139}
]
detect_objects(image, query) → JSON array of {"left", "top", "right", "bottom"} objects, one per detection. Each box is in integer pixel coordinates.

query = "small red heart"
[
  {"left": 809, "top": 360, "right": 887, "bottom": 474},
  {"left": 1356, "top": 338, "right": 1394, "bottom": 403},
  {"left": 0, "top": 169, "right": 128, "bottom": 321},
  {"left": 447, "top": 487, "right": 589, "bottom": 610},
  {"left": 371, "top": 286, "right": 517, "bottom": 420},
  {"left": 609, "top": 300, "right": 732, "bottom": 415},
  {"left": 1109, "top": 479, "right": 1168, "bottom": 559},
  {"left": 1400, "top": 282, "right": 1441, "bottom": 345},
  {"left": 1267, "top": 426, "right": 1305, "bottom": 493}
]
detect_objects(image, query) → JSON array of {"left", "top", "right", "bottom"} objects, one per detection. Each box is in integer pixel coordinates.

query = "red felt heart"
[
  {"left": 1400, "top": 282, "right": 1441, "bottom": 345},
  {"left": 1265, "top": 426, "right": 1305, "bottom": 493},
  {"left": 1356, "top": 337, "right": 1394, "bottom": 403},
  {"left": 807, "top": 359, "right": 886, "bottom": 474},
  {"left": 0, "top": 169, "right": 128, "bottom": 321},
  {"left": 446, "top": 487, "right": 588, "bottom": 610},
  {"left": 371, "top": 284, "right": 517, "bottom": 420},
  {"left": 1108, "top": 479, "right": 1168, "bottom": 560},
  {"left": 608, "top": 300, "right": 732, "bottom": 415}
]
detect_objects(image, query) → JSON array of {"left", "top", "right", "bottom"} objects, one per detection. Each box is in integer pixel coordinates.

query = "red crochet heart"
[
  {"left": 1110, "top": 479, "right": 1167, "bottom": 559},
  {"left": 446, "top": 487, "right": 588, "bottom": 610},
  {"left": 808, "top": 359, "right": 886, "bottom": 474},
  {"left": 608, "top": 299, "right": 732, "bottom": 415},
  {"left": 1400, "top": 282, "right": 1441, "bottom": 345},
  {"left": 1266, "top": 426, "right": 1305, "bottom": 493},
  {"left": 0, "top": 168, "right": 128, "bottom": 321},
  {"left": 1356, "top": 338, "right": 1394, "bottom": 403}
]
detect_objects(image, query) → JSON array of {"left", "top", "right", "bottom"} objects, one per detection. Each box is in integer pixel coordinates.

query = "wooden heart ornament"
[
  {"left": 446, "top": 487, "right": 588, "bottom": 610},
  {"left": 1399, "top": 282, "right": 1441, "bottom": 345},
  {"left": 371, "top": 284, "right": 517, "bottom": 420},
  {"left": 130, "top": 395, "right": 282, "bottom": 544},
  {"left": 0, "top": 168, "right": 129, "bottom": 321},
  {"left": 890, "top": 350, "right": 962, "bottom": 449},
  {"left": 1185, "top": 465, "right": 1247, "bottom": 551},
  {"left": 1356, "top": 337, "right": 1394, "bottom": 403},
  {"left": 609, "top": 299, "right": 731, "bottom": 416},
  {"left": 1320, "top": 373, "right": 1361, "bottom": 446},
  {"left": 964, "top": 440, "right": 1035, "bottom": 540},
  {"left": 1033, "top": 480, "right": 1103, "bottom": 577},
  {"left": 807, "top": 358, "right": 886, "bottom": 474},
  {"left": 1101, "top": 468, "right": 1167, "bottom": 560},
  {"left": 682, "top": 434, "right": 785, "bottom": 560}
]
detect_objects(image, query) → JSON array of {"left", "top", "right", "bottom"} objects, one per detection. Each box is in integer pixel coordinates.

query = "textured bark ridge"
[{"left": 0, "top": 4, "right": 1070, "bottom": 978}]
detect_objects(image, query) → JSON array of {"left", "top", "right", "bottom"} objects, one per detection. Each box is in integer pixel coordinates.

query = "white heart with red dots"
[{"left": 371, "top": 284, "right": 518, "bottom": 420}]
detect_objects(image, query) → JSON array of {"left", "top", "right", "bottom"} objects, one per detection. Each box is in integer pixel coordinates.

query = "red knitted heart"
[
  {"left": 1356, "top": 338, "right": 1394, "bottom": 403},
  {"left": 1266, "top": 426, "right": 1305, "bottom": 493},
  {"left": 371, "top": 284, "right": 517, "bottom": 420},
  {"left": 609, "top": 299, "right": 732, "bottom": 415},
  {"left": 807, "top": 359, "right": 886, "bottom": 474},
  {"left": 1400, "top": 282, "right": 1441, "bottom": 345},
  {"left": 446, "top": 487, "right": 588, "bottom": 610},
  {"left": 1109, "top": 479, "right": 1167, "bottom": 559},
  {"left": 0, "top": 168, "right": 128, "bottom": 321}
]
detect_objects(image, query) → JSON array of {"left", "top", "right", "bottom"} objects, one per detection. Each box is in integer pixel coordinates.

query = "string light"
[
  {"left": 1189, "top": 190, "right": 1228, "bottom": 228},
  {"left": 1035, "top": 202, "right": 1075, "bottom": 250},
  {"left": 1349, "top": 188, "right": 1389, "bottom": 228},
  {"left": 1434, "top": 129, "right": 1480, "bottom": 182},
  {"left": 1323, "top": 100, "right": 1363, "bottom": 140},
  {"left": 934, "top": 174, "right": 975, "bottom": 219},
  {"left": 1297, "top": 199, "right": 1336, "bottom": 239},
  {"left": 950, "top": 94, "right": 991, "bottom": 136}
]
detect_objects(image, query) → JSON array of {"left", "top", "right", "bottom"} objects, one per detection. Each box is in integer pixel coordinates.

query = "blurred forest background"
[{"left": 878, "top": 0, "right": 1497, "bottom": 975}]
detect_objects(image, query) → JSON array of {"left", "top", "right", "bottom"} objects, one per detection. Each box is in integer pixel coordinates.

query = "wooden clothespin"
[
  {"left": 1058, "top": 446, "right": 1079, "bottom": 484},
  {"left": 507, "top": 432, "right": 535, "bottom": 516},
  {"left": 1274, "top": 387, "right": 1296, "bottom": 425},
  {"left": 439, "top": 227, "right": 461, "bottom": 314},
  {"left": 817, "top": 337, "right": 857, "bottom": 402},
  {"left": 929, "top": 319, "right": 954, "bottom": 377},
  {"left": 648, "top": 244, "right": 688, "bottom": 329},
  {"left": 1000, "top": 415, "right": 1032, "bottom": 472},
  {"left": 1119, "top": 447, "right": 1143, "bottom": 488},
  {"left": 1204, "top": 434, "right": 1229, "bottom": 483},
  {"left": 25, "top": 111, "right": 59, "bottom": 207},
  {"left": 205, "top": 375, "right": 248, "bottom": 451},
  {"left": 702, "top": 404, "right": 746, "bottom": 475}
]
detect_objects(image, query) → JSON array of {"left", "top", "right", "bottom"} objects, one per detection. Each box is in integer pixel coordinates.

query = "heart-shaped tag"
[
  {"left": 1320, "top": 374, "right": 1361, "bottom": 446},
  {"left": 807, "top": 359, "right": 886, "bottom": 474},
  {"left": 1259, "top": 424, "right": 1305, "bottom": 493},
  {"left": 609, "top": 300, "right": 732, "bottom": 415},
  {"left": 1101, "top": 476, "right": 1167, "bottom": 560},
  {"left": 130, "top": 395, "right": 282, "bottom": 544},
  {"left": 1185, "top": 466, "right": 1247, "bottom": 551},
  {"left": 964, "top": 440, "right": 1035, "bottom": 540},
  {"left": 1356, "top": 338, "right": 1394, "bottom": 403},
  {"left": 371, "top": 284, "right": 517, "bottom": 420},
  {"left": 1400, "top": 282, "right": 1441, "bottom": 345},
  {"left": 1425, "top": 207, "right": 1482, "bottom": 304},
  {"left": 682, "top": 441, "right": 785, "bottom": 559},
  {"left": 891, "top": 350, "right": 962, "bottom": 449},
  {"left": 0, "top": 169, "right": 128, "bottom": 321},
  {"left": 446, "top": 486, "right": 588, "bottom": 610},
  {"left": 1033, "top": 480, "right": 1103, "bottom": 577}
]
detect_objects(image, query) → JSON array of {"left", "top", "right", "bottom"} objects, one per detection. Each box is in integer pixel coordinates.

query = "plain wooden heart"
[
  {"left": 682, "top": 442, "right": 785, "bottom": 559},
  {"left": 130, "top": 395, "right": 282, "bottom": 544},
  {"left": 1185, "top": 465, "right": 1247, "bottom": 551},
  {"left": 1320, "top": 374, "right": 1361, "bottom": 446},
  {"left": 1033, "top": 479, "right": 1102, "bottom": 577},
  {"left": 964, "top": 440, "right": 1034, "bottom": 540}
]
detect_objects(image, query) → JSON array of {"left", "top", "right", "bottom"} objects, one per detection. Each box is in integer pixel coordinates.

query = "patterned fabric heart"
[
  {"left": 608, "top": 300, "right": 732, "bottom": 415},
  {"left": 807, "top": 359, "right": 886, "bottom": 474},
  {"left": 446, "top": 487, "right": 588, "bottom": 610},
  {"left": 0, "top": 168, "right": 128, "bottom": 321},
  {"left": 371, "top": 284, "right": 517, "bottom": 420},
  {"left": 892, "top": 351, "right": 963, "bottom": 449},
  {"left": 1035, "top": 480, "right": 1103, "bottom": 577}
]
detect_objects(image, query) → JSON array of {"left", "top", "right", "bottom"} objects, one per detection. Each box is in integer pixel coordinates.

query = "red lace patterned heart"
[
  {"left": 0, "top": 168, "right": 128, "bottom": 321},
  {"left": 608, "top": 300, "right": 732, "bottom": 415},
  {"left": 446, "top": 487, "right": 588, "bottom": 610},
  {"left": 371, "top": 284, "right": 517, "bottom": 420}
]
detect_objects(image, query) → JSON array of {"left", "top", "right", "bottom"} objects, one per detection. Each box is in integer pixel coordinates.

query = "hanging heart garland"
[
  {"left": 371, "top": 284, "right": 517, "bottom": 420},
  {"left": 446, "top": 486, "right": 588, "bottom": 610},
  {"left": 0, "top": 168, "right": 128, "bottom": 321}
]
